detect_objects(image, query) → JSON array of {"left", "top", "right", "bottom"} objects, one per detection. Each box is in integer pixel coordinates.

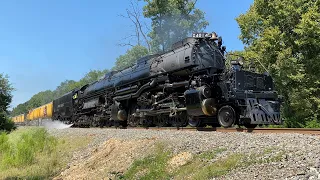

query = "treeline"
[{"left": 236, "top": 0, "right": 320, "bottom": 127}]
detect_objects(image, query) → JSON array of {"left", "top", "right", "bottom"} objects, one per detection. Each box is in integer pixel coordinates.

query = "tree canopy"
[
  {"left": 112, "top": 45, "right": 149, "bottom": 71},
  {"left": 236, "top": 0, "right": 320, "bottom": 127},
  {"left": 143, "top": 0, "right": 208, "bottom": 52}
]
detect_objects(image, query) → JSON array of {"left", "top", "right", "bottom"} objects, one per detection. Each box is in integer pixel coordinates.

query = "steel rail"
[{"left": 109, "top": 127, "right": 320, "bottom": 135}]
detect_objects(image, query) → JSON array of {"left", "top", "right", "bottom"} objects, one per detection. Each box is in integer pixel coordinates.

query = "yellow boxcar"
[
  {"left": 11, "top": 114, "right": 25, "bottom": 123},
  {"left": 18, "top": 114, "right": 24, "bottom": 122},
  {"left": 27, "top": 102, "right": 53, "bottom": 121},
  {"left": 11, "top": 116, "right": 16, "bottom": 123}
]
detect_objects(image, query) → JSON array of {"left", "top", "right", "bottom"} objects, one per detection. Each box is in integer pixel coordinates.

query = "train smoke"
[{"left": 41, "top": 119, "right": 73, "bottom": 129}]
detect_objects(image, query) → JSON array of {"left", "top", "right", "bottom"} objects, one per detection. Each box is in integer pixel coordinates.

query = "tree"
[
  {"left": 27, "top": 90, "right": 54, "bottom": 110},
  {"left": 236, "top": 0, "right": 320, "bottom": 127},
  {"left": 0, "top": 73, "right": 15, "bottom": 131},
  {"left": 77, "top": 69, "right": 109, "bottom": 86},
  {"left": 143, "top": 0, "right": 209, "bottom": 52},
  {"left": 119, "top": 0, "right": 151, "bottom": 51},
  {"left": 53, "top": 80, "right": 77, "bottom": 99},
  {"left": 11, "top": 102, "right": 28, "bottom": 116},
  {"left": 113, "top": 45, "right": 149, "bottom": 70}
]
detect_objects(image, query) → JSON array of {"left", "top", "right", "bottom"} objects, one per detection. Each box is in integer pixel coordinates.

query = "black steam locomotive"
[{"left": 52, "top": 32, "right": 282, "bottom": 128}]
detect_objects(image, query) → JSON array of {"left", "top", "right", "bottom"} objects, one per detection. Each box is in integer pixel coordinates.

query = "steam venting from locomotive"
[
  {"left": 51, "top": 31, "right": 282, "bottom": 129},
  {"left": 42, "top": 119, "right": 73, "bottom": 129}
]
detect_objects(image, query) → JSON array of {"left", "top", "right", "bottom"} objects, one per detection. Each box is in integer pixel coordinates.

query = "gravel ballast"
[{"left": 48, "top": 128, "right": 320, "bottom": 180}]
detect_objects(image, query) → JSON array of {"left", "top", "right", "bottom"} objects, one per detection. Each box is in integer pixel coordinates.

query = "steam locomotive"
[{"left": 52, "top": 32, "right": 282, "bottom": 128}]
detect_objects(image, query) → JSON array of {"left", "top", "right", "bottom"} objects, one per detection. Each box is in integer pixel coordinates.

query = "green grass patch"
[
  {"left": 175, "top": 150, "right": 241, "bottom": 180},
  {"left": 123, "top": 145, "right": 285, "bottom": 180},
  {"left": 0, "top": 127, "right": 93, "bottom": 179},
  {"left": 123, "top": 147, "right": 229, "bottom": 180},
  {"left": 123, "top": 143, "right": 171, "bottom": 180},
  {"left": 191, "top": 153, "right": 243, "bottom": 180},
  {"left": 0, "top": 127, "right": 57, "bottom": 169},
  {"left": 197, "top": 148, "right": 227, "bottom": 160}
]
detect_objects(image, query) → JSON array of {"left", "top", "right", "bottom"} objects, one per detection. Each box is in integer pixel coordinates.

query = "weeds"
[
  {"left": 197, "top": 148, "right": 227, "bottom": 160},
  {"left": 124, "top": 147, "right": 230, "bottom": 180},
  {"left": 0, "top": 128, "right": 57, "bottom": 169},
  {"left": 124, "top": 145, "right": 285, "bottom": 180},
  {"left": 123, "top": 143, "right": 171, "bottom": 180},
  {"left": 0, "top": 127, "right": 92, "bottom": 179},
  {"left": 175, "top": 148, "right": 238, "bottom": 180},
  {"left": 192, "top": 154, "right": 243, "bottom": 179}
]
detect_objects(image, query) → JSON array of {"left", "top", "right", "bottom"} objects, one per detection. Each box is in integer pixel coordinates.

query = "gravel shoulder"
[{"left": 48, "top": 128, "right": 320, "bottom": 180}]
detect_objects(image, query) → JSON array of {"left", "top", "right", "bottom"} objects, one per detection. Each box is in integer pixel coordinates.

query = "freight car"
[
  {"left": 27, "top": 102, "right": 53, "bottom": 121},
  {"left": 12, "top": 31, "right": 282, "bottom": 129},
  {"left": 11, "top": 114, "right": 25, "bottom": 126},
  {"left": 11, "top": 102, "right": 53, "bottom": 126}
]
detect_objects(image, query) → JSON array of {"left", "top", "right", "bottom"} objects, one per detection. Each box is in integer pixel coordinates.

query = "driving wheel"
[{"left": 218, "top": 105, "right": 236, "bottom": 128}]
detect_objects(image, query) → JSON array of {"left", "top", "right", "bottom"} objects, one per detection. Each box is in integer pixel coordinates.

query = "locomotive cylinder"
[{"left": 184, "top": 88, "right": 217, "bottom": 117}]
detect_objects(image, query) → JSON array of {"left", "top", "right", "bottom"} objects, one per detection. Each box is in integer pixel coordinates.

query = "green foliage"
[
  {"left": 143, "top": 0, "right": 209, "bottom": 52},
  {"left": 0, "top": 127, "right": 93, "bottom": 179},
  {"left": 0, "top": 116, "right": 15, "bottom": 133},
  {"left": 305, "top": 116, "right": 320, "bottom": 128},
  {"left": 113, "top": 45, "right": 149, "bottom": 71},
  {"left": 0, "top": 73, "right": 16, "bottom": 132},
  {"left": 0, "top": 128, "right": 57, "bottom": 169},
  {"left": 236, "top": 0, "right": 320, "bottom": 127}
]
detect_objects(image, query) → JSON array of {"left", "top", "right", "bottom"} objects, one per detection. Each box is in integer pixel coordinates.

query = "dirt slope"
[{"left": 54, "top": 138, "right": 156, "bottom": 180}]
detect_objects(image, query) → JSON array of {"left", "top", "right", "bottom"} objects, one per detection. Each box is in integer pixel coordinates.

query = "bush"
[
  {"left": 0, "top": 114, "right": 16, "bottom": 132},
  {"left": 0, "top": 127, "right": 57, "bottom": 169},
  {"left": 0, "top": 73, "right": 15, "bottom": 132}
]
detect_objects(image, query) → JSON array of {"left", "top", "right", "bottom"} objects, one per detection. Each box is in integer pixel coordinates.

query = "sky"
[{"left": 0, "top": 0, "right": 253, "bottom": 109}]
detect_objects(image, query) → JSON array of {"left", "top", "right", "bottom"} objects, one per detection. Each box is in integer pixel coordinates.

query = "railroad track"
[{"left": 110, "top": 127, "right": 320, "bottom": 135}]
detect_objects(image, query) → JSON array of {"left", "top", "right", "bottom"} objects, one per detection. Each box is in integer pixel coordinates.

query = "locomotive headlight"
[
  {"left": 238, "top": 57, "right": 244, "bottom": 66},
  {"left": 238, "top": 59, "right": 244, "bottom": 66}
]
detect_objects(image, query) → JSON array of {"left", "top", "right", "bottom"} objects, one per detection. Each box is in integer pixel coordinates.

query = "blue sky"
[{"left": 0, "top": 0, "right": 253, "bottom": 109}]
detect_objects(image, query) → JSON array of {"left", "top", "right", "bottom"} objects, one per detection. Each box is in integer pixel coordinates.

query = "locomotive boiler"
[{"left": 52, "top": 32, "right": 282, "bottom": 128}]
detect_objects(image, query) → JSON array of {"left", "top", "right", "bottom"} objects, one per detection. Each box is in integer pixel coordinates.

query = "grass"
[
  {"left": 123, "top": 146, "right": 232, "bottom": 180},
  {"left": 123, "top": 143, "right": 171, "bottom": 180},
  {"left": 175, "top": 148, "right": 239, "bottom": 180},
  {"left": 197, "top": 148, "right": 227, "bottom": 160},
  {"left": 0, "top": 127, "right": 93, "bottom": 180},
  {"left": 0, "top": 127, "right": 286, "bottom": 179},
  {"left": 191, "top": 154, "right": 243, "bottom": 180},
  {"left": 123, "top": 145, "right": 286, "bottom": 180}
]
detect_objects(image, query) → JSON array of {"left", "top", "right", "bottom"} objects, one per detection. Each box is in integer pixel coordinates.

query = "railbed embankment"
[{"left": 48, "top": 127, "right": 320, "bottom": 179}]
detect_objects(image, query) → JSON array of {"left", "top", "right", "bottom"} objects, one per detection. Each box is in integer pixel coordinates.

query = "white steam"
[{"left": 40, "top": 119, "right": 73, "bottom": 129}]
